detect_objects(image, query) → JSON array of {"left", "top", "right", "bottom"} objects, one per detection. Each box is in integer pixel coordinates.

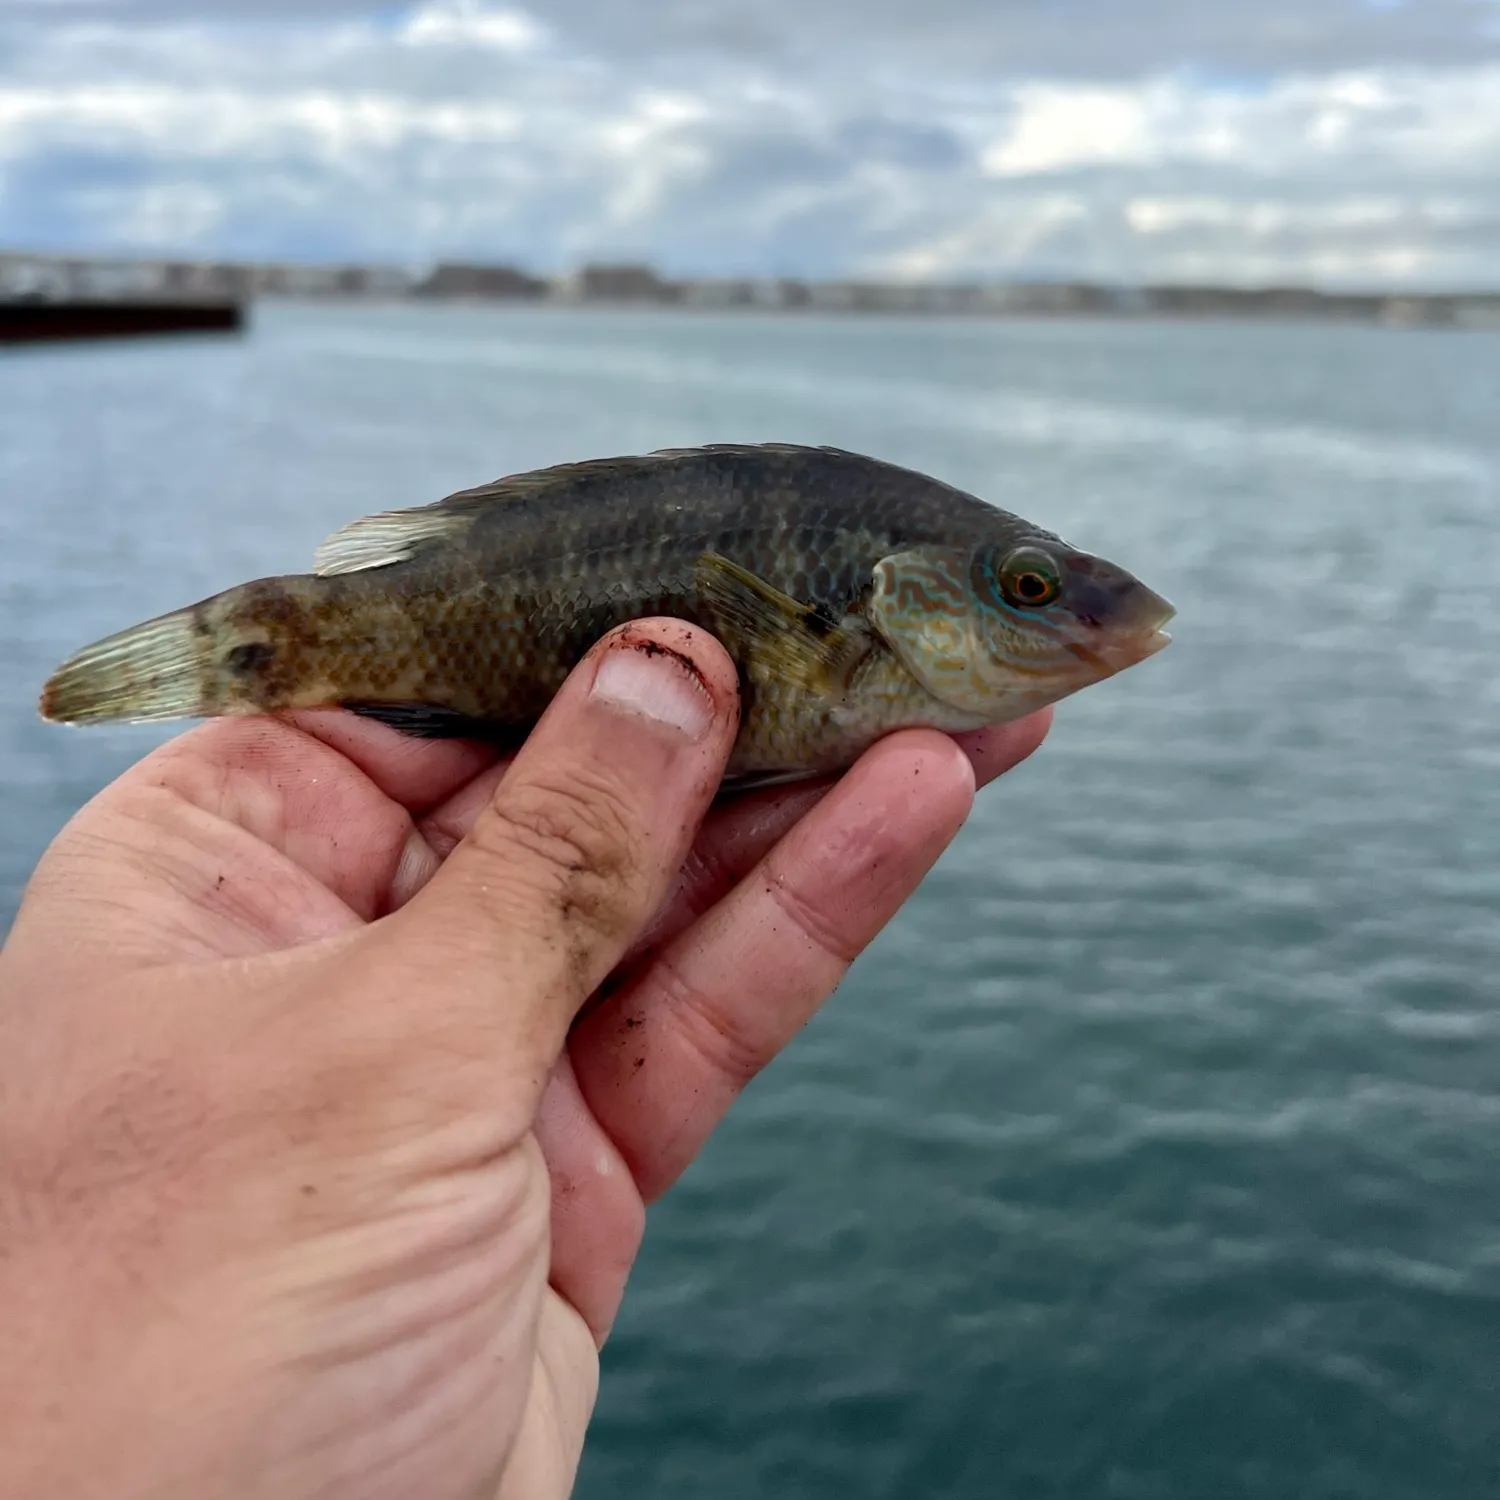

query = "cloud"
[
  {"left": 1, "top": 1, "right": 1498, "bottom": 287},
  {"left": 14, "top": 0, "right": 1500, "bottom": 74},
  {"left": 397, "top": 0, "right": 545, "bottom": 53}
]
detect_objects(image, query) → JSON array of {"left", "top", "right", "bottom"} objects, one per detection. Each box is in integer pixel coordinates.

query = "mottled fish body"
[{"left": 40, "top": 444, "right": 1174, "bottom": 785}]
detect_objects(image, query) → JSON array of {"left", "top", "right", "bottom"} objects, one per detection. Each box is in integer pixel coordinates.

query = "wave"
[{"left": 295, "top": 320, "right": 1496, "bottom": 489}]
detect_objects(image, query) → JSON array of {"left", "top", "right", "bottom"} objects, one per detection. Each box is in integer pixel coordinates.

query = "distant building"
[
  {"left": 254, "top": 262, "right": 412, "bottom": 297},
  {"left": 1453, "top": 296, "right": 1500, "bottom": 329},
  {"left": 0, "top": 254, "right": 69, "bottom": 300},
  {"left": 567, "top": 263, "right": 680, "bottom": 303},
  {"left": 2, "top": 249, "right": 1496, "bottom": 329},
  {"left": 1141, "top": 283, "right": 1391, "bottom": 320},
  {"left": 802, "top": 281, "right": 859, "bottom": 311},
  {"left": 1380, "top": 296, "right": 1456, "bottom": 328},
  {"left": 678, "top": 277, "right": 797, "bottom": 309},
  {"left": 416, "top": 262, "right": 549, "bottom": 300}
]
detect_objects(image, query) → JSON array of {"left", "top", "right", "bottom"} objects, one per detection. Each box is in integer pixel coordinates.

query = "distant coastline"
[{"left": 4, "top": 250, "right": 1498, "bottom": 330}]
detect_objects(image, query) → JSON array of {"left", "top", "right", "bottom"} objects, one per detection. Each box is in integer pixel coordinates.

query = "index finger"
[
  {"left": 400, "top": 711, "right": 1054, "bottom": 955},
  {"left": 282, "top": 708, "right": 499, "bottom": 814}
]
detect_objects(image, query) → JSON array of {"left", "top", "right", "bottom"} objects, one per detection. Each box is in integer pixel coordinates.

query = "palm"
[{"left": 7, "top": 705, "right": 1047, "bottom": 1497}]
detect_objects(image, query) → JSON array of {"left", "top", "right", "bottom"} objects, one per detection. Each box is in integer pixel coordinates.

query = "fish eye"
[{"left": 997, "top": 547, "right": 1062, "bottom": 609}]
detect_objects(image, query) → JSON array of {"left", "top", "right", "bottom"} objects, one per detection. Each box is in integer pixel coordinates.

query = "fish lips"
[{"left": 1060, "top": 555, "right": 1176, "bottom": 676}]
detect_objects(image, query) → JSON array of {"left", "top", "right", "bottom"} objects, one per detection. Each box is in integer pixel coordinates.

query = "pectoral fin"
[{"left": 693, "top": 552, "right": 873, "bottom": 693}]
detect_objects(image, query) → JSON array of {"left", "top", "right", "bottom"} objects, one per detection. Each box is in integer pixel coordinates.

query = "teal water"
[{"left": 2, "top": 305, "right": 1497, "bottom": 1497}]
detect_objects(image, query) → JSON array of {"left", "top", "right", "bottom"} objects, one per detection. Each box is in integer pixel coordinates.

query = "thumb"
[{"left": 382, "top": 618, "right": 741, "bottom": 1096}]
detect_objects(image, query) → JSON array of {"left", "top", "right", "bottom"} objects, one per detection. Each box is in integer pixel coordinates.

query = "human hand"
[{"left": 0, "top": 618, "right": 1049, "bottom": 1500}]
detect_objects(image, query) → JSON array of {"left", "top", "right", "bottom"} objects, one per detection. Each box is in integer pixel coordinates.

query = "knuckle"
[
  {"left": 655, "top": 953, "right": 768, "bottom": 1089},
  {"left": 473, "top": 766, "right": 651, "bottom": 945},
  {"left": 417, "top": 807, "right": 466, "bottom": 862},
  {"left": 674, "top": 838, "right": 739, "bottom": 924},
  {"left": 764, "top": 862, "right": 866, "bottom": 968}
]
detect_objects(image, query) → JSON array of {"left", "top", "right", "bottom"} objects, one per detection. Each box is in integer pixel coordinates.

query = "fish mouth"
[
  {"left": 1068, "top": 594, "right": 1176, "bottom": 675},
  {"left": 1132, "top": 624, "right": 1173, "bottom": 659}
]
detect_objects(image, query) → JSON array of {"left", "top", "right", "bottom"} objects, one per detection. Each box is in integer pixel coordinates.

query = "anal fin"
[
  {"left": 342, "top": 700, "right": 523, "bottom": 747},
  {"left": 719, "top": 767, "right": 832, "bottom": 796}
]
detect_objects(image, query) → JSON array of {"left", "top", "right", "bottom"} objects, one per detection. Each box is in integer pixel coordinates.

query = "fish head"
[{"left": 869, "top": 537, "right": 1174, "bottom": 721}]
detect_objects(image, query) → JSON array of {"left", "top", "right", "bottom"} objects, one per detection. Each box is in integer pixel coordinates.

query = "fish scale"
[{"left": 39, "top": 444, "right": 1175, "bottom": 787}]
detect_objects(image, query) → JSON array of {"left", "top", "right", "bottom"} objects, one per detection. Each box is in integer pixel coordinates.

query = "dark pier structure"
[{"left": 0, "top": 297, "right": 246, "bottom": 346}]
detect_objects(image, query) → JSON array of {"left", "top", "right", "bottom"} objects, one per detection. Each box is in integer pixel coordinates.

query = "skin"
[{"left": 0, "top": 618, "right": 1050, "bottom": 1500}]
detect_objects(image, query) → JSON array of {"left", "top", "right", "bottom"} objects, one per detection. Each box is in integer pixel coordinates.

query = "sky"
[{"left": 2, "top": 0, "right": 1499, "bottom": 288}]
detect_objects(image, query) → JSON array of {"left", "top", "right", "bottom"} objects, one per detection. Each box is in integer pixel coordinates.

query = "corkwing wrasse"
[{"left": 41, "top": 444, "right": 1174, "bottom": 788}]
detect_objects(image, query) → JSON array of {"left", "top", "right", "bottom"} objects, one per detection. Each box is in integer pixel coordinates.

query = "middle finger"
[{"left": 396, "top": 713, "right": 1052, "bottom": 952}]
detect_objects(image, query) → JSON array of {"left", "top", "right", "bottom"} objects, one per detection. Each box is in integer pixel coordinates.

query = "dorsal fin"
[
  {"left": 312, "top": 446, "right": 874, "bottom": 577},
  {"left": 647, "top": 442, "right": 854, "bottom": 461},
  {"left": 312, "top": 506, "right": 474, "bottom": 576},
  {"left": 311, "top": 467, "right": 556, "bottom": 576},
  {"left": 442, "top": 445, "right": 849, "bottom": 494},
  {"left": 310, "top": 455, "right": 659, "bottom": 576}
]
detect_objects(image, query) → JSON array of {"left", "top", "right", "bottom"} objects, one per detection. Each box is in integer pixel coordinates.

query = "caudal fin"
[{"left": 40, "top": 609, "right": 212, "bottom": 725}]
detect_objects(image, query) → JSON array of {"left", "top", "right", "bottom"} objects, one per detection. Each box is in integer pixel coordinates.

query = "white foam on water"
[{"left": 300, "top": 322, "right": 1497, "bottom": 490}]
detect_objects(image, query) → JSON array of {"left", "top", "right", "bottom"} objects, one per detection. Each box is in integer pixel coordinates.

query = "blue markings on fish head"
[{"left": 868, "top": 539, "right": 1175, "bottom": 722}]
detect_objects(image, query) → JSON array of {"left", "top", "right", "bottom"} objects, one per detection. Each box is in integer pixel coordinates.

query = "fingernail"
[{"left": 590, "top": 640, "right": 716, "bottom": 740}]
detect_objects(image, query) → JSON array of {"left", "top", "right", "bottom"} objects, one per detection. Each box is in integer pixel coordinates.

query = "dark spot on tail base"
[{"left": 226, "top": 642, "right": 276, "bottom": 675}]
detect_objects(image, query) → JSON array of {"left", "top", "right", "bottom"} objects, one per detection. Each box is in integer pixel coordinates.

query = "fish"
[{"left": 38, "top": 443, "right": 1174, "bottom": 789}]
